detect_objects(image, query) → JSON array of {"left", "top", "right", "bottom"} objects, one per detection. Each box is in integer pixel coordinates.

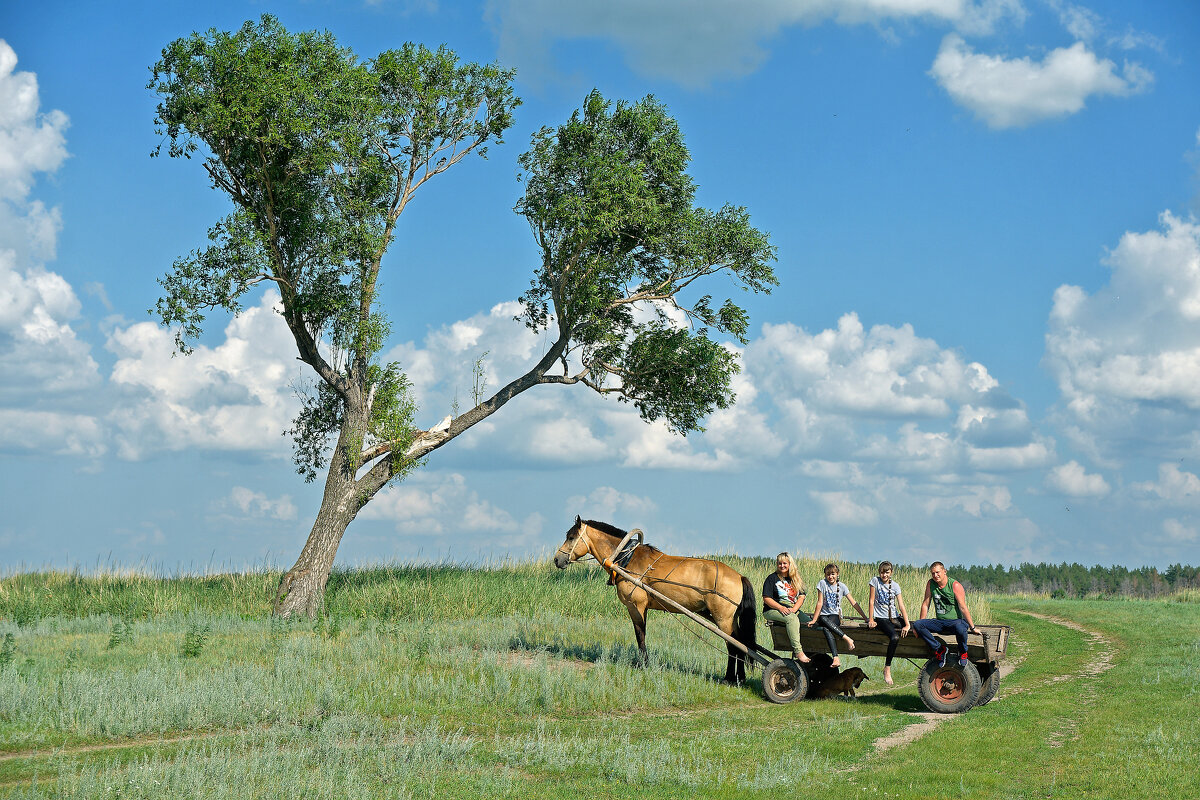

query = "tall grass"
[{"left": 0, "top": 555, "right": 989, "bottom": 624}]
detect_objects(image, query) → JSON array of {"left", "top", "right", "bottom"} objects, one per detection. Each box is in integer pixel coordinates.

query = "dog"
[{"left": 813, "top": 666, "right": 870, "bottom": 698}]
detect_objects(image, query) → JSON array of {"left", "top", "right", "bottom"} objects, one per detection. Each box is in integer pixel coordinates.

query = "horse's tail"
[{"left": 736, "top": 575, "right": 760, "bottom": 670}]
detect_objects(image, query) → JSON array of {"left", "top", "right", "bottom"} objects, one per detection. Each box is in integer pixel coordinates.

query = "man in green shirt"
[{"left": 910, "top": 562, "right": 979, "bottom": 668}]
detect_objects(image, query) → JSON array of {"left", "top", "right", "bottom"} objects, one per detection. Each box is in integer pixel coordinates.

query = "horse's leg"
[
  {"left": 625, "top": 602, "right": 648, "bottom": 666},
  {"left": 712, "top": 606, "right": 743, "bottom": 684}
]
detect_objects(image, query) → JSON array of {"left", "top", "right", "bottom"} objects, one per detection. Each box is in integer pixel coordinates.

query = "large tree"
[{"left": 151, "top": 16, "right": 777, "bottom": 617}]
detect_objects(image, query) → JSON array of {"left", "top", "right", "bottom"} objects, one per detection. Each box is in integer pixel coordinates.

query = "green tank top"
[{"left": 929, "top": 579, "right": 963, "bottom": 620}]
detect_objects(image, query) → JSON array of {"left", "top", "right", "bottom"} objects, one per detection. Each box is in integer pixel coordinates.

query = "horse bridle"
[{"left": 556, "top": 522, "right": 595, "bottom": 563}]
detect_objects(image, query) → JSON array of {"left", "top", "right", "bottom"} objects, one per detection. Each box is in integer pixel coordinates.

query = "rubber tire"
[
  {"left": 918, "top": 658, "right": 982, "bottom": 714},
  {"left": 763, "top": 658, "right": 809, "bottom": 704},
  {"left": 975, "top": 663, "right": 1000, "bottom": 706}
]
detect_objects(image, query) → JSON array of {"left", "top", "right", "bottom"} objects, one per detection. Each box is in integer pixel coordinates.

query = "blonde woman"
[{"left": 762, "top": 552, "right": 811, "bottom": 663}]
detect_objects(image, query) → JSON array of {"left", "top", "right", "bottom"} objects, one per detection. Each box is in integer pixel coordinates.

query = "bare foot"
[
  {"left": 831, "top": 658, "right": 841, "bottom": 668},
  {"left": 793, "top": 652, "right": 811, "bottom": 663},
  {"left": 884, "top": 667, "right": 893, "bottom": 686},
  {"left": 844, "top": 636, "right": 855, "bottom": 651}
]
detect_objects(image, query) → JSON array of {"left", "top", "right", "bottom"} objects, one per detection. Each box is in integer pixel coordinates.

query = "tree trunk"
[
  {"left": 273, "top": 417, "right": 363, "bottom": 618},
  {"left": 273, "top": 494, "right": 356, "bottom": 617}
]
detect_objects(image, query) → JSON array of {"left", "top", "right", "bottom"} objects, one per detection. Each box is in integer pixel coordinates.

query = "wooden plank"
[{"left": 765, "top": 620, "right": 1010, "bottom": 664}]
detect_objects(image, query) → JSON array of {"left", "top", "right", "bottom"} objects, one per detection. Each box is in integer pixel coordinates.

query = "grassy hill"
[{"left": 0, "top": 556, "right": 1197, "bottom": 798}]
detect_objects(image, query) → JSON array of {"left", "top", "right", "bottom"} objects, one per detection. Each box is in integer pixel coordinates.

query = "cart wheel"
[
  {"left": 763, "top": 658, "right": 809, "bottom": 704},
  {"left": 975, "top": 663, "right": 1000, "bottom": 706},
  {"left": 917, "top": 658, "right": 981, "bottom": 713}
]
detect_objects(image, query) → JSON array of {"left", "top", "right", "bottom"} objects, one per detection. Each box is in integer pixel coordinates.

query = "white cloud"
[
  {"left": 930, "top": 34, "right": 1151, "bottom": 128},
  {"left": 0, "top": 41, "right": 69, "bottom": 205},
  {"left": 0, "top": 41, "right": 94, "bottom": 410},
  {"left": 0, "top": 408, "right": 104, "bottom": 457},
  {"left": 487, "top": 0, "right": 1025, "bottom": 88},
  {"left": 1045, "top": 460, "right": 1111, "bottom": 497},
  {"left": 1132, "top": 463, "right": 1200, "bottom": 506},
  {"left": 226, "top": 486, "right": 298, "bottom": 520},
  {"left": 811, "top": 490, "right": 879, "bottom": 526},
  {"left": 106, "top": 291, "right": 305, "bottom": 459},
  {"left": 1045, "top": 212, "right": 1200, "bottom": 460},
  {"left": 0, "top": 251, "right": 100, "bottom": 399},
  {"left": 1162, "top": 518, "right": 1198, "bottom": 543},
  {"left": 564, "top": 486, "right": 658, "bottom": 523},
  {"left": 361, "top": 471, "right": 540, "bottom": 543},
  {"left": 922, "top": 484, "right": 1013, "bottom": 517}
]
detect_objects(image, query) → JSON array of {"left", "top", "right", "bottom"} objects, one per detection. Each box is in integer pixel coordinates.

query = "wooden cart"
[
  {"left": 765, "top": 617, "right": 1011, "bottom": 712},
  {"left": 598, "top": 532, "right": 1010, "bottom": 712}
]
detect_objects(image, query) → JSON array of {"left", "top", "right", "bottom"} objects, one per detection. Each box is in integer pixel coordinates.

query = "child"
[
  {"left": 867, "top": 560, "right": 911, "bottom": 685},
  {"left": 807, "top": 563, "right": 866, "bottom": 668}
]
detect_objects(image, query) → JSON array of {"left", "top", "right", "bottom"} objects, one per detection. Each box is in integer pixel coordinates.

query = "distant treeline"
[{"left": 942, "top": 562, "right": 1200, "bottom": 599}]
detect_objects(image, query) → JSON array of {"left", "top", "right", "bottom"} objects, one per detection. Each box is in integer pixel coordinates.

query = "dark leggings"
[
  {"left": 874, "top": 617, "right": 901, "bottom": 666},
  {"left": 815, "top": 614, "right": 846, "bottom": 657}
]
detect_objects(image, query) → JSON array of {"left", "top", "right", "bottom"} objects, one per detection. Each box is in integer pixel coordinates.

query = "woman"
[{"left": 762, "top": 552, "right": 811, "bottom": 663}]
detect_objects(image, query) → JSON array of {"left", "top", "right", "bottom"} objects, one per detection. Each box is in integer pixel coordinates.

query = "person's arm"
[
  {"left": 790, "top": 588, "right": 807, "bottom": 615},
  {"left": 808, "top": 591, "right": 824, "bottom": 625},
  {"left": 897, "top": 594, "right": 911, "bottom": 633},
  {"left": 762, "top": 576, "right": 788, "bottom": 615},
  {"left": 953, "top": 581, "right": 977, "bottom": 632},
  {"left": 867, "top": 584, "right": 878, "bottom": 628},
  {"left": 845, "top": 586, "right": 867, "bottom": 621}
]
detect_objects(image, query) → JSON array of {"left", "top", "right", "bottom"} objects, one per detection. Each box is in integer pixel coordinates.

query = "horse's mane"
[{"left": 583, "top": 519, "right": 662, "bottom": 555}]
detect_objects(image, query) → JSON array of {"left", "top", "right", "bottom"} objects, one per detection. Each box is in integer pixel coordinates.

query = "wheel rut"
[{"left": 862, "top": 610, "right": 1113, "bottom": 758}]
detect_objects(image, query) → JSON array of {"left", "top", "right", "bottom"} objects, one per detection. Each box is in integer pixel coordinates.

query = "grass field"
[{"left": 1, "top": 556, "right": 1197, "bottom": 799}]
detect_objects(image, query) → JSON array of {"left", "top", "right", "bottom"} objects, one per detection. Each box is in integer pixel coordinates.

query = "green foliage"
[
  {"left": 516, "top": 90, "right": 777, "bottom": 434},
  {"left": 180, "top": 622, "right": 211, "bottom": 658},
  {"left": 0, "top": 631, "right": 15, "bottom": 669},
  {"left": 947, "top": 560, "right": 1200, "bottom": 598},
  {"left": 106, "top": 619, "right": 134, "bottom": 650},
  {"left": 149, "top": 14, "right": 518, "bottom": 479}
]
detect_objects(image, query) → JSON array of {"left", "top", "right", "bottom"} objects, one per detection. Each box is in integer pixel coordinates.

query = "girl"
[
  {"left": 867, "top": 560, "right": 911, "bottom": 685},
  {"left": 762, "top": 552, "right": 811, "bottom": 663},
  {"left": 807, "top": 563, "right": 866, "bottom": 668}
]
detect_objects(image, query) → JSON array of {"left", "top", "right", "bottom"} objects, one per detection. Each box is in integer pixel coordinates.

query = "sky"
[{"left": 2, "top": 0, "right": 1199, "bottom": 574}]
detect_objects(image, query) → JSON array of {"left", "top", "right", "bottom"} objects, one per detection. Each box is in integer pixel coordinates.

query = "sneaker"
[
  {"left": 958, "top": 652, "right": 970, "bottom": 668},
  {"left": 935, "top": 645, "right": 948, "bottom": 668}
]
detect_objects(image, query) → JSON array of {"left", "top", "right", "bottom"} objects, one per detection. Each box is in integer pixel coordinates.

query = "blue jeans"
[{"left": 911, "top": 617, "right": 969, "bottom": 655}]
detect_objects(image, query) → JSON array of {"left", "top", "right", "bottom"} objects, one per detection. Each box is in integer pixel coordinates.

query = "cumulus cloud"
[
  {"left": 564, "top": 486, "right": 658, "bottom": 522},
  {"left": 1045, "top": 460, "right": 1111, "bottom": 497},
  {"left": 0, "top": 42, "right": 97, "bottom": 412},
  {"left": 930, "top": 34, "right": 1151, "bottom": 128},
  {"left": 1132, "top": 463, "right": 1200, "bottom": 507},
  {"left": 0, "top": 250, "right": 100, "bottom": 400},
  {"left": 487, "top": 0, "right": 1025, "bottom": 88},
  {"left": 0, "top": 41, "right": 69, "bottom": 205},
  {"left": 1045, "top": 212, "right": 1200, "bottom": 460},
  {"left": 225, "top": 486, "right": 298, "bottom": 520},
  {"left": 106, "top": 291, "right": 305, "bottom": 459},
  {"left": 0, "top": 408, "right": 104, "bottom": 457},
  {"left": 361, "top": 471, "right": 543, "bottom": 546},
  {"left": 811, "top": 490, "right": 879, "bottom": 526}
]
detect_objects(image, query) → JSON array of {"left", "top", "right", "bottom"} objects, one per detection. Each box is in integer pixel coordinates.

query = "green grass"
[{"left": 0, "top": 558, "right": 1196, "bottom": 798}]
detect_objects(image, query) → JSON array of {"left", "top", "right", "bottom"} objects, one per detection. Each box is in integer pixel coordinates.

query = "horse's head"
[{"left": 554, "top": 515, "right": 588, "bottom": 569}]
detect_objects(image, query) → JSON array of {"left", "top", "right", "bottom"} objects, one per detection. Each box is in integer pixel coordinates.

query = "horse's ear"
[{"left": 575, "top": 515, "right": 581, "bottom": 525}]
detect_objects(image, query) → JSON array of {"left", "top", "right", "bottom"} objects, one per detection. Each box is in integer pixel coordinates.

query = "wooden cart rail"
[{"left": 766, "top": 618, "right": 1011, "bottom": 665}]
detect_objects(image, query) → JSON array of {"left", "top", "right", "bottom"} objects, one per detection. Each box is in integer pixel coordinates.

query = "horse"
[{"left": 553, "top": 516, "right": 759, "bottom": 685}]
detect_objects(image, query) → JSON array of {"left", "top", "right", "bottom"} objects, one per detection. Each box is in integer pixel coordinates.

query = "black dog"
[{"left": 803, "top": 652, "right": 841, "bottom": 697}]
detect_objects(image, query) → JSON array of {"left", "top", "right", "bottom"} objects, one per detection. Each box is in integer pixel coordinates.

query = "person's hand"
[
  {"left": 806, "top": 619, "right": 815, "bottom": 627},
  {"left": 901, "top": 625, "right": 911, "bottom": 636},
  {"left": 867, "top": 619, "right": 876, "bottom": 629}
]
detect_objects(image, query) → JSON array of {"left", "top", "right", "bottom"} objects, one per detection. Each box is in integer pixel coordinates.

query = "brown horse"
[{"left": 553, "top": 516, "right": 759, "bottom": 684}]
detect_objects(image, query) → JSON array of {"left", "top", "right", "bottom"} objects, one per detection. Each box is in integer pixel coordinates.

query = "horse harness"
[{"left": 559, "top": 524, "right": 744, "bottom": 609}]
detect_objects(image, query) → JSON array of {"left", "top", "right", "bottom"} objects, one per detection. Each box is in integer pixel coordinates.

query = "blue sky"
[{"left": 2, "top": 0, "right": 1199, "bottom": 573}]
